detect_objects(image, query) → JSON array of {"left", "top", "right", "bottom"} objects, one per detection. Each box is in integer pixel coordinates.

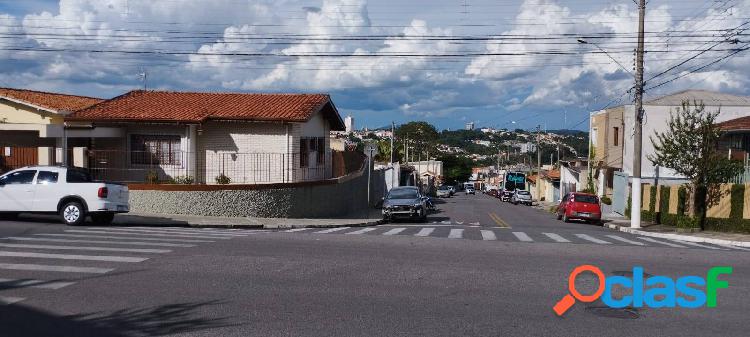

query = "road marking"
[
  {"left": 0, "top": 278, "right": 75, "bottom": 290},
  {"left": 283, "top": 228, "right": 311, "bottom": 233},
  {"left": 670, "top": 240, "right": 724, "bottom": 250},
  {"left": 0, "top": 263, "right": 113, "bottom": 274},
  {"left": 125, "top": 227, "right": 256, "bottom": 234},
  {"left": 382, "top": 228, "right": 406, "bottom": 235},
  {"left": 346, "top": 228, "right": 378, "bottom": 235},
  {"left": 85, "top": 227, "right": 248, "bottom": 237},
  {"left": 512, "top": 232, "right": 533, "bottom": 242},
  {"left": 480, "top": 230, "right": 497, "bottom": 241},
  {"left": 448, "top": 229, "right": 464, "bottom": 239},
  {"left": 314, "top": 227, "right": 350, "bottom": 234},
  {"left": 64, "top": 230, "right": 232, "bottom": 240},
  {"left": 0, "top": 296, "right": 25, "bottom": 305},
  {"left": 441, "top": 221, "right": 451, "bottom": 225},
  {"left": 543, "top": 233, "right": 571, "bottom": 243},
  {"left": 0, "top": 243, "right": 171, "bottom": 254},
  {"left": 6, "top": 237, "right": 195, "bottom": 248},
  {"left": 713, "top": 244, "right": 750, "bottom": 251},
  {"left": 489, "top": 213, "right": 511, "bottom": 228},
  {"left": 35, "top": 234, "right": 214, "bottom": 243},
  {"left": 470, "top": 222, "right": 480, "bottom": 226},
  {"left": 414, "top": 228, "right": 434, "bottom": 237},
  {"left": 455, "top": 221, "right": 464, "bottom": 225},
  {"left": 575, "top": 234, "right": 612, "bottom": 245},
  {"left": 605, "top": 235, "right": 646, "bottom": 246},
  {"left": 0, "top": 251, "right": 148, "bottom": 263},
  {"left": 638, "top": 237, "right": 687, "bottom": 248}
]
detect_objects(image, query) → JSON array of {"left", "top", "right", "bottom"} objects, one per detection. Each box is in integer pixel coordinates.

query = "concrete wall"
[{"left": 128, "top": 161, "right": 385, "bottom": 218}]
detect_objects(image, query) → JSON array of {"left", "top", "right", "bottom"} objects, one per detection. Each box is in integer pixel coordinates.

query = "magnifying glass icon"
[{"left": 553, "top": 265, "right": 606, "bottom": 316}]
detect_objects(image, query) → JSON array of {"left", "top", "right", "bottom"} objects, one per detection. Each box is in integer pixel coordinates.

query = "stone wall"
[{"left": 128, "top": 162, "right": 386, "bottom": 218}]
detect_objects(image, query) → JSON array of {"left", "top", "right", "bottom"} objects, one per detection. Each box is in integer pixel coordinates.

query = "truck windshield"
[{"left": 387, "top": 189, "right": 419, "bottom": 199}]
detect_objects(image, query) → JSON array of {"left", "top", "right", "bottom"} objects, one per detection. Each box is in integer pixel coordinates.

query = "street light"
[{"left": 577, "top": 38, "right": 634, "bottom": 77}]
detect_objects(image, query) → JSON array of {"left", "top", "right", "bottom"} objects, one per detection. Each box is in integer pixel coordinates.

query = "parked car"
[
  {"left": 382, "top": 186, "right": 428, "bottom": 222},
  {"left": 436, "top": 185, "right": 452, "bottom": 198},
  {"left": 465, "top": 187, "right": 475, "bottom": 195},
  {"left": 0, "top": 166, "right": 129, "bottom": 226},
  {"left": 486, "top": 189, "right": 499, "bottom": 197},
  {"left": 511, "top": 190, "right": 532, "bottom": 205},
  {"left": 500, "top": 189, "right": 513, "bottom": 202},
  {"left": 448, "top": 185, "right": 456, "bottom": 196},
  {"left": 556, "top": 192, "right": 602, "bottom": 224}
]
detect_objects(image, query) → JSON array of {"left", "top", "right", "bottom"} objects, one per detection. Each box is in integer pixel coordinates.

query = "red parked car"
[{"left": 556, "top": 192, "right": 602, "bottom": 224}]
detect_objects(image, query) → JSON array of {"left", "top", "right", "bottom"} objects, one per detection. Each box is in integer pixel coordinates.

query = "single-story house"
[
  {"left": 718, "top": 116, "right": 750, "bottom": 183},
  {"left": 63, "top": 90, "right": 346, "bottom": 184},
  {"left": 0, "top": 88, "right": 104, "bottom": 171}
]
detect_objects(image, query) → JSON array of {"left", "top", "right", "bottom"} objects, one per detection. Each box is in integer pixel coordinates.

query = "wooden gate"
[{"left": 0, "top": 147, "right": 38, "bottom": 172}]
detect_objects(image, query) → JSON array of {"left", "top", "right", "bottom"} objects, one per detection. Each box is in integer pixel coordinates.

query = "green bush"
[
  {"left": 600, "top": 196, "right": 612, "bottom": 205},
  {"left": 641, "top": 210, "right": 655, "bottom": 222},
  {"left": 676, "top": 215, "right": 700, "bottom": 229},
  {"left": 729, "top": 184, "right": 745, "bottom": 220},
  {"left": 677, "top": 186, "right": 688, "bottom": 216},
  {"left": 659, "top": 186, "right": 670, "bottom": 214},
  {"left": 704, "top": 217, "right": 750, "bottom": 233},
  {"left": 145, "top": 170, "right": 159, "bottom": 184},
  {"left": 215, "top": 173, "right": 231, "bottom": 185},
  {"left": 625, "top": 193, "right": 632, "bottom": 218},
  {"left": 167, "top": 175, "right": 194, "bottom": 185},
  {"left": 649, "top": 185, "right": 657, "bottom": 213}
]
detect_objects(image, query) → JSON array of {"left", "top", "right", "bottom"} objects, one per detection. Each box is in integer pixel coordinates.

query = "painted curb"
[{"left": 603, "top": 223, "right": 750, "bottom": 248}]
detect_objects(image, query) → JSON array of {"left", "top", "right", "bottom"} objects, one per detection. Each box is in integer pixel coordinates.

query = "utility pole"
[
  {"left": 536, "top": 125, "right": 542, "bottom": 201},
  {"left": 631, "top": 0, "right": 646, "bottom": 229},
  {"left": 390, "top": 121, "right": 395, "bottom": 163}
]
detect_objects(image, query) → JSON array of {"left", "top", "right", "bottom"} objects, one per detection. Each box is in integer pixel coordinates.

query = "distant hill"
[{"left": 548, "top": 129, "right": 588, "bottom": 136}]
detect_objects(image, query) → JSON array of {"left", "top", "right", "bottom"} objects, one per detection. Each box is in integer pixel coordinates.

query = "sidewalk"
[
  {"left": 602, "top": 215, "right": 750, "bottom": 248},
  {"left": 113, "top": 209, "right": 384, "bottom": 229}
]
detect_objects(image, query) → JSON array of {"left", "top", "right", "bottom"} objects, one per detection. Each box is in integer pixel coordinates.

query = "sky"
[{"left": 0, "top": 0, "right": 749, "bottom": 131}]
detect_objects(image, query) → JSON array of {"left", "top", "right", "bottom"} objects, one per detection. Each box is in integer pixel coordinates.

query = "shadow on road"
[{"left": 0, "top": 300, "right": 234, "bottom": 337}]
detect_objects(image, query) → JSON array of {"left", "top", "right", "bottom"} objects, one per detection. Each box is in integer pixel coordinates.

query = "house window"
[
  {"left": 130, "top": 135, "right": 182, "bottom": 165},
  {"left": 613, "top": 127, "right": 619, "bottom": 146},
  {"left": 317, "top": 137, "right": 326, "bottom": 164},
  {"left": 300, "top": 138, "right": 309, "bottom": 168}
]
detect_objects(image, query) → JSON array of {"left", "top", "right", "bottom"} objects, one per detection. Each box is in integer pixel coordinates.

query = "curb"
[
  {"left": 116, "top": 213, "right": 384, "bottom": 230},
  {"left": 603, "top": 223, "right": 750, "bottom": 248},
  {"left": 261, "top": 219, "right": 385, "bottom": 229}
]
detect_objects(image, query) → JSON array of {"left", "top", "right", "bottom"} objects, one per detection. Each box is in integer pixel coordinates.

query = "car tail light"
[{"left": 98, "top": 187, "right": 108, "bottom": 198}]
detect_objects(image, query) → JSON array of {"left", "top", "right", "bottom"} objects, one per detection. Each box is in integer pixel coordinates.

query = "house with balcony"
[{"left": 718, "top": 116, "right": 750, "bottom": 183}]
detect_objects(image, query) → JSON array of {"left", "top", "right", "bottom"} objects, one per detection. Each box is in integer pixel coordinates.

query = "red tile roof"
[
  {"left": 67, "top": 90, "right": 345, "bottom": 130},
  {"left": 718, "top": 116, "right": 750, "bottom": 132},
  {"left": 0, "top": 87, "right": 103, "bottom": 112}
]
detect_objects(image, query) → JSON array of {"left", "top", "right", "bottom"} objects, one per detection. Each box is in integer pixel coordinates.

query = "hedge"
[
  {"left": 677, "top": 186, "right": 688, "bottom": 216},
  {"left": 649, "top": 185, "right": 657, "bottom": 213},
  {"left": 704, "top": 217, "right": 750, "bottom": 233},
  {"left": 729, "top": 184, "right": 745, "bottom": 220}
]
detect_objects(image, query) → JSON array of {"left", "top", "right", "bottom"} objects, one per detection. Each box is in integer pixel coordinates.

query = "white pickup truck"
[{"left": 0, "top": 166, "right": 129, "bottom": 225}]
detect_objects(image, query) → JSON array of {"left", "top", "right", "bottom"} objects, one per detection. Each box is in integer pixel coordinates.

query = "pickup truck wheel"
[
  {"left": 60, "top": 202, "right": 86, "bottom": 226},
  {"left": 91, "top": 212, "right": 115, "bottom": 226}
]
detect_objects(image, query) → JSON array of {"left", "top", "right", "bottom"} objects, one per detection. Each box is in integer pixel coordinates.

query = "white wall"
[{"left": 622, "top": 104, "right": 750, "bottom": 180}]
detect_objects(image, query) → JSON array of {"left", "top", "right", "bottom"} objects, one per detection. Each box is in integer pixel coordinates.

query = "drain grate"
[{"left": 585, "top": 306, "right": 640, "bottom": 319}]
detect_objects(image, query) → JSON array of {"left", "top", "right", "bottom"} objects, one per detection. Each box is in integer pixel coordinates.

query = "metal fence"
[
  {"left": 730, "top": 165, "right": 750, "bottom": 184},
  {"left": 85, "top": 150, "right": 331, "bottom": 184}
]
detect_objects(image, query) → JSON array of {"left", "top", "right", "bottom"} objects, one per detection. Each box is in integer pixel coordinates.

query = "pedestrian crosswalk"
[
  {"left": 0, "top": 226, "right": 256, "bottom": 305},
  {"left": 280, "top": 226, "right": 749, "bottom": 252}
]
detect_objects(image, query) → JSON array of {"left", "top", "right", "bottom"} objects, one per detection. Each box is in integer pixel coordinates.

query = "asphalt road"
[{"left": 0, "top": 193, "right": 748, "bottom": 337}]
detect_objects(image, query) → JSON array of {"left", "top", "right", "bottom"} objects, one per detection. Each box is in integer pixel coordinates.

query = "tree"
[
  {"left": 395, "top": 122, "right": 439, "bottom": 161},
  {"left": 648, "top": 101, "right": 744, "bottom": 229},
  {"left": 438, "top": 154, "right": 473, "bottom": 185}
]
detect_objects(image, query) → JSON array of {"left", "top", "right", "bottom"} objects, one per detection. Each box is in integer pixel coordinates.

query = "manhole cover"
[{"left": 585, "top": 306, "right": 640, "bottom": 319}]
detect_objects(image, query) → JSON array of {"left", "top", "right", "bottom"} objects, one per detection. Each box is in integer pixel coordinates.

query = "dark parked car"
[
  {"left": 382, "top": 186, "right": 428, "bottom": 222},
  {"left": 556, "top": 192, "right": 602, "bottom": 224}
]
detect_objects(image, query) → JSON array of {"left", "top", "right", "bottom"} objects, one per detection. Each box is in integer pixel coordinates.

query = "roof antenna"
[{"left": 137, "top": 67, "right": 148, "bottom": 90}]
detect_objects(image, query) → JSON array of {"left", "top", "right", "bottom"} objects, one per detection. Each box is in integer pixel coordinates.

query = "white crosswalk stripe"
[
  {"left": 5, "top": 237, "right": 195, "bottom": 248},
  {"left": 0, "top": 251, "right": 148, "bottom": 263},
  {"left": 383, "top": 228, "right": 406, "bottom": 236},
  {"left": 284, "top": 228, "right": 311, "bottom": 233},
  {"left": 0, "top": 278, "right": 75, "bottom": 290},
  {"left": 448, "top": 229, "right": 464, "bottom": 239},
  {"left": 35, "top": 233, "right": 214, "bottom": 243},
  {"left": 0, "top": 243, "right": 171, "bottom": 254},
  {"left": 87, "top": 227, "right": 248, "bottom": 237},
  {"left": 605, "top": 235, "right": 646, "bottom": 246},
  {"left": 414, "top": 228, "right": 434, "bottom": 237},
  {"left": 670, "top": 240, "right": 724, "bottom": 250},
  {"left": 542, "top": 233, "right": 570, "bottom": 243},
  {"left": 123, "top": 227, "right": 254, "bottom": 234},
  {"left": 575, "top": 234, "right": 612, "bottom": 244},
  {"left": 639, "top": 237, "right": 687, "bottom": 248},
  {"left": 346, "top": 228, "right": 378, "bottom": 235},
  {"left": 0, "top": 296, "right": 25, "bottom": 305},
  {"left": 512, "top": 232, "right": 533, "bottom": 242},
  {"left": 0, "top": 263, "right": 113, "bottom": 274},
  {"left": 64, "top": 230, "right": 233, "bottom": 240},
  {"left": 315, "top": 227, "right": 350, "bottom": 234},
  {"left": 480, "top": 230, "right": 497, "bottom": 241}
]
